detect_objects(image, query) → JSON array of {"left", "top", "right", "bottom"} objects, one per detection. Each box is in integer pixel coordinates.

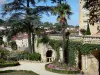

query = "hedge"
[
  {"left": 0, "top": 70, "right": 39, "bottom": 75},
  {"left": 0, "top": 61, "right": 20, "bottom": 68}
]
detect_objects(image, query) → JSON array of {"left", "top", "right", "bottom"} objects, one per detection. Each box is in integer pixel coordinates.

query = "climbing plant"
[
  {"left": 37, "top": 35, "right": 100, "bottom": 66},
  {"left": 68, "top": 41, "right": 82, "bottom": 66},
  {"left": 49, "top": 39, "right": 61, "bottom": 61},
  {"left": 80, "top": 44, "right": 100, "bottom": 55},
  {"left": 37, "top": 35, "right": 61, "bottom": 62}
]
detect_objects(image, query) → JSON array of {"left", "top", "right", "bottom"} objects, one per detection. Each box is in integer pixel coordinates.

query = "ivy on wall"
[
  {"left": 68, "top": 41, "right": 82, "bottom": 66},
  {"left": 49, "top": 39, "right": 61, "bottom": 61},
  {"left": 37, "top": 35, "right": 100, "bottom": 66},
  {"left": 81, "top": 44, "right": 100, "bottom": 55}
]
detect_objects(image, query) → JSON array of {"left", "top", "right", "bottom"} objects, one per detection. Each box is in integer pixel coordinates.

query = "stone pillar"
[
  {"left": 82, "top": 55, "right": 88, "bottom": 74},
  {"left": 59, "top": 47, "right": 63, "bottom": 62}
]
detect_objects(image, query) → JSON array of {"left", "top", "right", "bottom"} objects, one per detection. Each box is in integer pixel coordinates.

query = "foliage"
[
  {"left": 55, "top": 3, "right": 72, "bottom": 26},
  {"left": 0, "top": 37, "right": 4, "bottom": 45},
  {"left": 9, "top": 51, "right": 27, "bottom": 60},
  {"left": 80, "top": 44, "right": 100, "bottom": 55},
  {"left": 86, "top": 24, "right": 91, "bottom": 35},
  {"left": 52, "top": 0, "right": 72, "bottom": 64},
  {"left": 0, "top": 70, "right": 39, "bottom": 75},
  {"left": 37, "top": 36, "right": 61, "bottom": 61},
  {"left": 0, "top": 59, "right": 5, "bottom": 63},
  {"left": 0, "top": 47, "right": 10, "bottom": 59},
  {"left": 40, "top": 35, "right": 50, "bottom": 44},
  {"left": 38, "top": 35, "right": 100, "bottom": 66},
  {"left": 84, "top": 0, "right": 100, "bottom": 25},
  {"left": 1, "top": 0, "right": 49, "bottom": 53},
  {"left": 45, "top": 64, "right": 80, "bottom": 74},
  {"left": 42, "top": 22, "right": 53, "bottom": 28},
  {"left": 68, "top": 41, "right": 82, "bottom": 66},
  {"left": 49, "top": 39, "right": 61, "bottom": 61},
  {"left": 80, "top": 29, "right": 87, "bottom": 35},
  {"left": 29, "top": 52, "right": 41, "bottom": 61},
  {"left": 11, "top": 51, "right": 41, "bottom": 61},
  {"left": 0, "top": 61, "right": 20, "bottom": 68},
  {"left": 0, "top": 19, "right": 4, "bottom": 25},
  {"left": 68, "top": 41, "right": 100, "bottom": 66},
  {"left": 10, "top": 41, "right": 17, "bottom": 50},
  {"left": 53, "top": 23, "right": 61, "bottom": 31}
]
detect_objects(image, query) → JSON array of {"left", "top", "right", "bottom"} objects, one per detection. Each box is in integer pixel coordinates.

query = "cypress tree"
[{"left": 86, "top": 24, "right": 91, "bottom": 35}]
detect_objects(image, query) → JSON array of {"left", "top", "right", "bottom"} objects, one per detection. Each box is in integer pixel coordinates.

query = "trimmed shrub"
[
  {"left": 29, "top": 53, "right": 41, "bottom": 61},
  {"left": 0, "top": 70, "right": 39, "bottom": 75},
  {"left": 12, "top": 51, "right": 41, "bottom": 61},
  {"left": 0, "top": 61, "right": 20, "bottom": 68}
]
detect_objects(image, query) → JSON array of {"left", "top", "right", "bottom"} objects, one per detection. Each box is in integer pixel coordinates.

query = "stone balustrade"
[
  {"left": 46, "top": 57, "right": 54, "bottom": 62},
  {"left": 49, "top": 34, "right": 100, "bottom": 44},
  {"left": 82, "top": 35, "right": 100, "bottom": 44}
]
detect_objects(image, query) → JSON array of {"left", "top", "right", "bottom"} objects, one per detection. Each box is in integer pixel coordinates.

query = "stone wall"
[
  {"left": 35, "top": 40, "right": 56, "bottom": 62},
  {"left": 82, "top": 55, "right": 99, "bottom": 75}
]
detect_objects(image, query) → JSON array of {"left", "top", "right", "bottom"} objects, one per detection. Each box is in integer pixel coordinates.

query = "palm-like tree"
[{"left": 51, "top": 0, "right": 72, "bottom": 63}]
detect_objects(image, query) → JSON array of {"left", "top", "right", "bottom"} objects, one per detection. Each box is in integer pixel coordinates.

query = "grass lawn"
[{"left": 0, "top": 70, "right": 39, "bottom": 75}]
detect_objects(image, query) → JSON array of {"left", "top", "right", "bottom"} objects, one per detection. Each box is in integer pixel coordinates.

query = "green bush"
[
  {"left": 29, "top": 53, "right": 41, "bottom": 61},
  {"left": 12, "top": 51, "right": 41, "bottom": 61},
  {"left": 0, "top": 61, "right": 20, "bottom": 68},
  {"left": 0, "top": 47, "right": 10, "bottom": 59},
  {"left": 0, "top": 59, "right": 5, "bottom": 63},
  {"left": 10, "top": 41, "right": 17, "bottom": 50},
  {"left": 0, "top": 70, "right": 39, "bottom": 75}
]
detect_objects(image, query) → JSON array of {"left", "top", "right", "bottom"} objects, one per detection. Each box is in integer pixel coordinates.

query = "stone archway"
[
  {"left": 91, "top": 50, "right": 100, "bottom": 75},
  {"left": 46, "top": 50, "right": 52, "bottom": 62}
]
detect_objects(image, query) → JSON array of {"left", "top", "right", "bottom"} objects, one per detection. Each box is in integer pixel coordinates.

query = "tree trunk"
[
  {"left": 28, "top": 31, "right": 32, "bottom": 53},
  {"left": 65, "top": 35, "right": 69, "bottom": 64},
  {"left": 78, "top": 50, "right": 82, "bottom": 70},
  {"left": 26, "top": 0, "right": 32, "bottom": 53},
  {"left": 32, "top": 33, "right": 35, "bottom": 53},
  {"left": 62, "top": 27, "right": 68, "bottom": 63}
]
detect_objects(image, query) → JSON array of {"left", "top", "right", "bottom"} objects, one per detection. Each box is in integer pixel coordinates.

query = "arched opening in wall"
[{"left": 46, "top": 50, "right": 52, "bottom": 62}]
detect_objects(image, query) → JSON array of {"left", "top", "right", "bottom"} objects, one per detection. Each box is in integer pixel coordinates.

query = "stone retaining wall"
[{"left": 82, "top": 55, "right": 99, "bottom": 75}]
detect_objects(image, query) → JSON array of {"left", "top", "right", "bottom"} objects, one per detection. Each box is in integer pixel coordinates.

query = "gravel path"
[{"left": 0, "top": 61, "right": 81, "bottom": 75}]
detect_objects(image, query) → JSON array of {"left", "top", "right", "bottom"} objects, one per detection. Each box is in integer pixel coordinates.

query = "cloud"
[{"left": 0, "top": 0, "right": 7, "bottom": 5}]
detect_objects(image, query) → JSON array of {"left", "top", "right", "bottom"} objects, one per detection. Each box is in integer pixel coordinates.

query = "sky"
[{"left": 0, "top": 0, "right": 79, "bottom": 26}]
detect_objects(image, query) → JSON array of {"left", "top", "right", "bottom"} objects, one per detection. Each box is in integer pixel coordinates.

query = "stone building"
[{"left": 79, "top": 0, "right": 100, "bottom": 35}]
